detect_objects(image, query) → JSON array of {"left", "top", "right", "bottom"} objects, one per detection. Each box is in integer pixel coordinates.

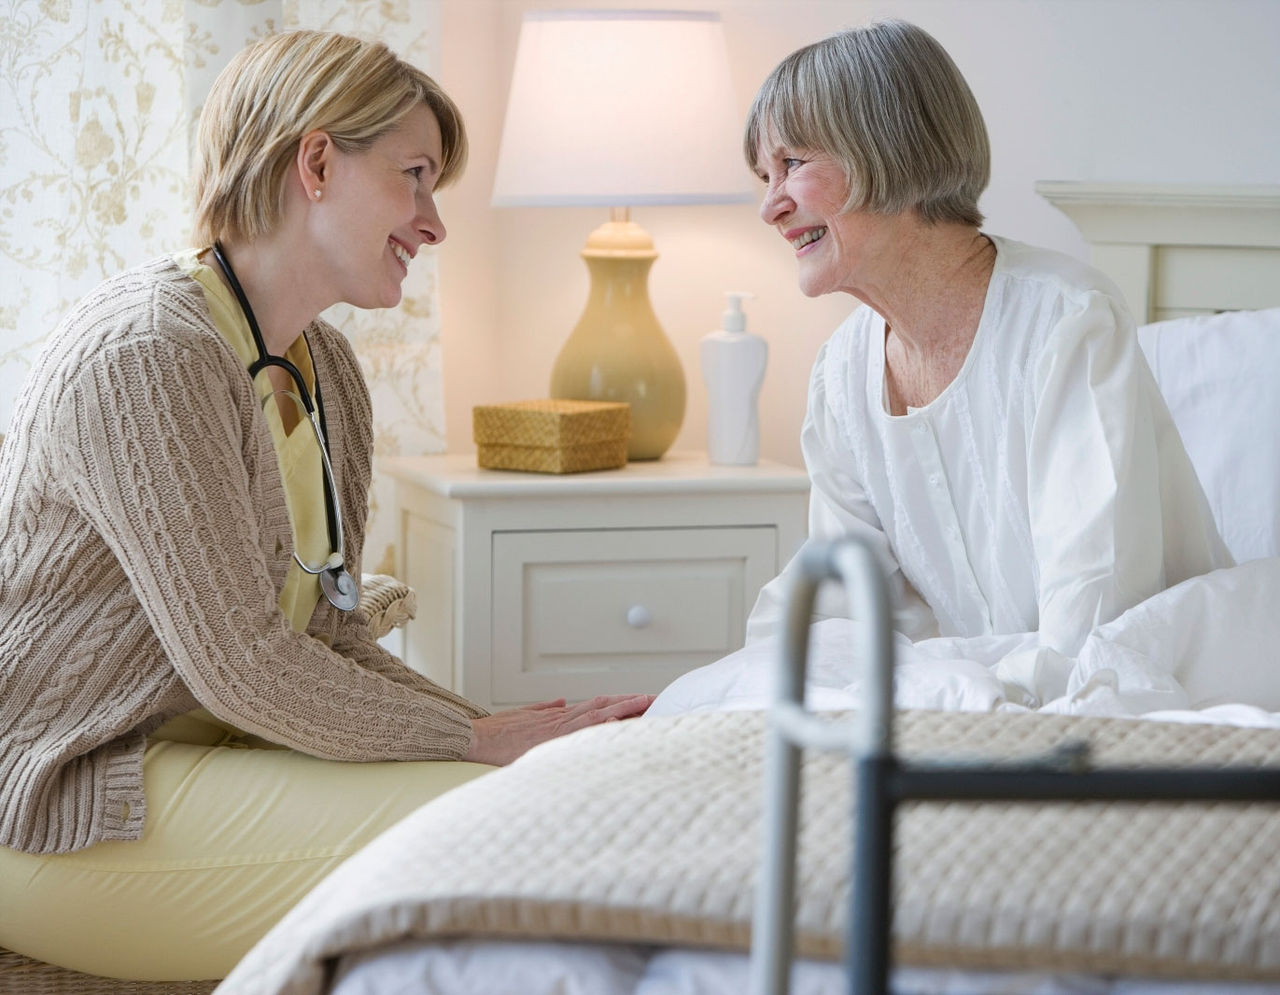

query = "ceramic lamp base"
[{"left": 549, "top": 216, "right": 686, "bottom": 461}]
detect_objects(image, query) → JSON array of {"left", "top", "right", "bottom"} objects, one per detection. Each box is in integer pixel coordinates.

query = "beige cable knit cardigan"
[{"left": 0, "top": 257, "right": 486, "bottom": 855}]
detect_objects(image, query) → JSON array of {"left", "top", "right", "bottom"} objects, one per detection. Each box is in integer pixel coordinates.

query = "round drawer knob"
[{"left": 626, "top": 605, "right": 652, "bottom": 629}]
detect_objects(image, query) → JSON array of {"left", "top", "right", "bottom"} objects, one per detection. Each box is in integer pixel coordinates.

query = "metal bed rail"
[{"left": 747, "top": 537, "right": 1280, "bottom": 995}]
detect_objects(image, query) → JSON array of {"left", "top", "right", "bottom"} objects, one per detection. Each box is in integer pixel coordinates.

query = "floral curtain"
[{"left": 0, "top": 0, "right": 448, "bottom": 578}]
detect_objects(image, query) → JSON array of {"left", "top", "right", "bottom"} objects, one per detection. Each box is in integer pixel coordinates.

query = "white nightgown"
[{"left": 748, "top": 235, "right": 1233, "bottom": 662}]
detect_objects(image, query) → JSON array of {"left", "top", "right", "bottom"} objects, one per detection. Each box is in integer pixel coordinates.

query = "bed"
[{"left": 212, "top": 183, "right": 1280, "bottom": 995}]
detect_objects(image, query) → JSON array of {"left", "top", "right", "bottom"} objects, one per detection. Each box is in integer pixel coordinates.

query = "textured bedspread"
[{"left": 215, "top": 709, "right": 1280, "bottom": 995}]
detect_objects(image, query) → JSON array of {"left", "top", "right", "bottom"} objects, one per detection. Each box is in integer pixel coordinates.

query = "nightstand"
[{"left": 384, "top": 451, "right": 809, "bottom": 709}]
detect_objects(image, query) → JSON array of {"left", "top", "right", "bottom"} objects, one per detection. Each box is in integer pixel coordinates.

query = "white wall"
[{"left": 437, "top": 0, "right": 1280, "bottom": 468}]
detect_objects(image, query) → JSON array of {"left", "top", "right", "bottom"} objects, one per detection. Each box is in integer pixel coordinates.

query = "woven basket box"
[{"left": 473, "top": 399, "right": 630, "bottom": 474}]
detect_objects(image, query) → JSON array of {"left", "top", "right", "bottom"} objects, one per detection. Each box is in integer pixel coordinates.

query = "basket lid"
[{"left": 472, "top": 399, "right": 630, "bottom": 447}]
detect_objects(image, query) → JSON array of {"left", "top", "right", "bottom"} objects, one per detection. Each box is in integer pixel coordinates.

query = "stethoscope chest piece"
[{"left": 320, "top": 566, "right": 360, "bottom": 613}]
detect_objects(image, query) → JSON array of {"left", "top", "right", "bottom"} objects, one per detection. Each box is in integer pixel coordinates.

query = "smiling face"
[
  {"left": 754, "top": 137, "right": 894, "bottom": 301},
  {"left": 311, "top": 102, "right": 446, "bottom": 310}
]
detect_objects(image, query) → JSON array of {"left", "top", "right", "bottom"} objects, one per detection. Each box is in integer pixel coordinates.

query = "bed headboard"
[{"left": 1035, "top": 182, "right": 1280, "bottom": 323}]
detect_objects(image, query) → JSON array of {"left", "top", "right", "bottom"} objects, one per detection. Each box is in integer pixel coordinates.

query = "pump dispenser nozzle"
[{"left": 721, "top": 291, "right": 753, "bottom": 332}]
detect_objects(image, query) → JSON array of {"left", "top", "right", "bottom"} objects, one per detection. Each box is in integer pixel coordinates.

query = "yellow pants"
[{"left": 0, "top": 716, "right": 493, "bottom": 981}]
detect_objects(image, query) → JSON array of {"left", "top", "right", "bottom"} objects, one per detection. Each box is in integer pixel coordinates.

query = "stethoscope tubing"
[{"left": 210, "top": 242, "right": 357, "bottom": 610}]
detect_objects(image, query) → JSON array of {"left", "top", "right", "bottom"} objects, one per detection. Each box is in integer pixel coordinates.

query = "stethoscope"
[{"left": 211, "top": 242, "right": 359, "bottom": 612}]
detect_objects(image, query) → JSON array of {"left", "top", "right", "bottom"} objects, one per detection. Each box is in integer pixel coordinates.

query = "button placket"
[{"left": 908, "top": 418, "right": 993, "bottom": 632}]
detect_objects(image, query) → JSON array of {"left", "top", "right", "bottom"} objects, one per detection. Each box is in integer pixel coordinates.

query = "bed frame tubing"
[{"left": 748, "top": 536, "right": 1280, "bottom": 995}]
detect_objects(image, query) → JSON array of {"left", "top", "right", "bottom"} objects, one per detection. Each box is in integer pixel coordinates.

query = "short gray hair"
[{"left": 744, "top": 19, "right": 989, "bottom": 226}]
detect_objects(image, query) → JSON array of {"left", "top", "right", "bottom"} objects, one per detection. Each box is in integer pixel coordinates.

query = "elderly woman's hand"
[{"left": 463, "top": 694, "right": 655, "bottom": 766}]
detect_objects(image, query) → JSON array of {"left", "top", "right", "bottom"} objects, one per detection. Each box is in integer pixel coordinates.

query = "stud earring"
[{"left": 313, "top": 189, "right": 322, "bottom": 200}]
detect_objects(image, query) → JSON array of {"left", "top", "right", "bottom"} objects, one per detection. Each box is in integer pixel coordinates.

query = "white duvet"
[
  {"left": 651, "top": 557, "right": 1280, "bottom": 728},
  {"left": 331, "top": 940, "right": 1280, "bottom": 995}
]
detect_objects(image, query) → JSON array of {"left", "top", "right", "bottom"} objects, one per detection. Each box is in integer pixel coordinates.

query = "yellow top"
[{"left": 174, "top": 248, "right": 328, "bottom": 634}]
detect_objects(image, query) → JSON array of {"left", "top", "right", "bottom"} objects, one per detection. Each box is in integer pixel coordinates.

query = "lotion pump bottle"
[{"left": 701, "top": 292, "right": 767, "bottom": 465}]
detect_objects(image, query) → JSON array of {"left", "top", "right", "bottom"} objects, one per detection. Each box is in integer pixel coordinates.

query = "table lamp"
[{"left": 491, "top": 9, "right": 752, "bottom": 460}]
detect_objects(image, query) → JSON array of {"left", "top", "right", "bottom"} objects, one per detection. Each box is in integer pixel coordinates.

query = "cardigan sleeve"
[{"left": 50, "top": 312, "right": 481, "bottom": 761}]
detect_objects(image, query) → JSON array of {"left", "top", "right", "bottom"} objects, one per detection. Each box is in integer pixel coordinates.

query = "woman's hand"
[{"left": 463, "top": 694, "right": 655, "bottom": 766}]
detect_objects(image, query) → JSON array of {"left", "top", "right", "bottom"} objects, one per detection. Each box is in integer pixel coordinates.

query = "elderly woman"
[
  {"left": 744, "top": 20, "right": 1231, "bottom": 691},
  {"left": 0, "top": 30, "right": 650, "bottom": 982}
]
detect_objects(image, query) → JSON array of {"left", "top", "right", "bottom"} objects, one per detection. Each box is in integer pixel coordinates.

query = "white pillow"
[{"left": 1138, "top": 308, "right": 1280, "bottom": 563}]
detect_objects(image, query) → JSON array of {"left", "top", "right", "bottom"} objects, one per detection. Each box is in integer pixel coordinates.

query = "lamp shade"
[{"left": 491, "top": 10, "right": 752, "bottom": 207}]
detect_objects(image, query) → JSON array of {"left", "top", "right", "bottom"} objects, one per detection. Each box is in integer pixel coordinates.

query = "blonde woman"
[{"left": 0, "top": 31, "right": 651, "bottom": 982}]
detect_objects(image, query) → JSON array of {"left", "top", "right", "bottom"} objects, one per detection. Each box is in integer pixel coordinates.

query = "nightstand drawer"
[{"left": 491, "top": 527, "right": 776, "bottom": 705}]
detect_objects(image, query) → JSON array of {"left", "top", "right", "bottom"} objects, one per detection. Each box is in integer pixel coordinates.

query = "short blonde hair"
[
  {"left": 744, "top": 20, "right": 989, "bottom": 226},
  {"left": 192, "top": 30, "right": 467, "bottom": 246}
]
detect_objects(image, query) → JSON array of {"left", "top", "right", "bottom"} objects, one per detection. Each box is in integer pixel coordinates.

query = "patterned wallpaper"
[{"left": 0, "top": 0, "right": 448, "bottom": 576}]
